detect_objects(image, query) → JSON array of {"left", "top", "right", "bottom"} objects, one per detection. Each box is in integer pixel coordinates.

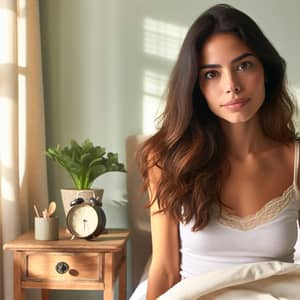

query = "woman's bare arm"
[{"left": 146, "top": 165, "right": 180, "bottom": 300}]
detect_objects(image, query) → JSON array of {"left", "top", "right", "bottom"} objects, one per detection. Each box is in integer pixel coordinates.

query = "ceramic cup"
[{"left": 34, "top": 217, "right": 59, "bottom": 240}]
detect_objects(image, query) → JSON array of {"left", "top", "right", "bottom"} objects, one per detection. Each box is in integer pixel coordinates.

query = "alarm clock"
[{"left": 66, "top": 197, "right": 106, "bottom": 240}]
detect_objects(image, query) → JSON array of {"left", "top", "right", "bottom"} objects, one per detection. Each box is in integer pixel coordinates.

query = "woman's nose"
[
  {"left": 227, "top": 85, "right": 241, "bottom": 94},
  {"left": 224, "top": 71, "right": 241, "bottom": 94}
]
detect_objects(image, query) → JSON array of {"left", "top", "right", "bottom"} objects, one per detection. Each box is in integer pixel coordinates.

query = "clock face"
[{"left": 67, "top": 204, "right": 99, "bottom": 238}]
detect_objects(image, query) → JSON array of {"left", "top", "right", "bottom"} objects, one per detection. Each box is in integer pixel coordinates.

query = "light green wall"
[{"left": 39, "top": 1, "right": 300, "bottom": 299}]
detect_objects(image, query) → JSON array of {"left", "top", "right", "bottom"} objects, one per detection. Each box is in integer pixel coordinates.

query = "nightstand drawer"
[
  {"left": 26, "top": 252, "right": 103, "bottom": 281},
  {"left": 4, "top": 229, "right": 129, "bottom": 300}
]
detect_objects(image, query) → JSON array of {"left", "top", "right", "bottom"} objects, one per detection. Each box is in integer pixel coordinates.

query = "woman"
[{"left": 137, "top": 4, "right": 298, "bottom": 300}]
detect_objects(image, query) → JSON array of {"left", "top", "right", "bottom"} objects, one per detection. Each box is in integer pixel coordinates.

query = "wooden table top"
[{"left": 3, "top": 228, "right": 130, "bottom": 252}]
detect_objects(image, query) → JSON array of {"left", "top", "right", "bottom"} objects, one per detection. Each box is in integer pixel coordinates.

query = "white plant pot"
[{"left": 60, "top": 188, "right": 104, "bottom": 216}]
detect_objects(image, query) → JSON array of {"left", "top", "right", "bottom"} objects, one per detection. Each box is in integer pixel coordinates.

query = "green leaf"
[
  {"left": 89, "top": 165, "right": 107, "bottom": 182},
  {"left": 88, "top": 157, "right": 105, "bottom": 168},
  {"left": 46, "top": 139, "right": 126, "bottom": 189}
]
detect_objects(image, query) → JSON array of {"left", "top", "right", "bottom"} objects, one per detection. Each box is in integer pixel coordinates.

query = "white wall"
[{"left": 39, "top": 1, "right": 300, "bottom": 299}]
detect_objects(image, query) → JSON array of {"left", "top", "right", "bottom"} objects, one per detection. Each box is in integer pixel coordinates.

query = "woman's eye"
[
  {"left": 204, "top": 70, "right": 218, "bottom": 79},
  {"left": 237, "top": 61, "right": 252, "bottom": 71}
]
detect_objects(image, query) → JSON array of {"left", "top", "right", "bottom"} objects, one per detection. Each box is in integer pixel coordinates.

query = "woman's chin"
[{"left": 219, "top": 113, "right": 256, "bottom": 125}]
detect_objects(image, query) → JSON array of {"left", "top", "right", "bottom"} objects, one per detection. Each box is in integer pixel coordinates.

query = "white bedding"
[
  {"left": 129, "top": 236, "right": 300, "bottom": 299},
  {"left": 129, "top": 257, "right": 151, "bottom": 300},
  {"left": 129, "top": 256, "right": 300, "bottom": 300},
  {"left": 159, "top": 261, "right": 300, "bottom": 300}
]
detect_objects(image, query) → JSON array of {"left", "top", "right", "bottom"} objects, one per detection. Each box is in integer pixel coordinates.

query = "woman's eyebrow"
[
  {"left": 231, "top": 52, "right": 255, "bottom": 64},
  {"left": 199, "top": 52, "right": 255, "bottom": 70}
]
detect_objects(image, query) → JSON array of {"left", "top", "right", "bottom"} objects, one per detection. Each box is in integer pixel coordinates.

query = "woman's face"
[{"left": 199, "top": 32, "right": 265, "bottom": 124}]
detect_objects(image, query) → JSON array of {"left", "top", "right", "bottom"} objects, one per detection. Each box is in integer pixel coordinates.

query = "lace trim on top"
[{"left": 216, "top": 185, "right": 298, "bottom": 231}]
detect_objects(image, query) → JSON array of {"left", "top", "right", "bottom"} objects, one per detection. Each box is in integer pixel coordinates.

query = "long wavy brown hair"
[{"left": 137, "top": 4, "right": 297, "bottom": 231}]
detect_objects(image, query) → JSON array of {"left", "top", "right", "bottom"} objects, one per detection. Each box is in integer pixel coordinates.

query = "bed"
[{"left": 126, "top": 135, "right": 300, "bottom": 300}]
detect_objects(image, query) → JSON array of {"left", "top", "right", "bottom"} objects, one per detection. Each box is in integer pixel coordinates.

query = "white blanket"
[{"left": 158, "top": 261, "right": 300, "bottom": 300}]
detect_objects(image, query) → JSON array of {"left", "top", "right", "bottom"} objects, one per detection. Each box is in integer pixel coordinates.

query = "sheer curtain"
[{"left": 0, "top": 0, "right": 48, "bottom": 299}]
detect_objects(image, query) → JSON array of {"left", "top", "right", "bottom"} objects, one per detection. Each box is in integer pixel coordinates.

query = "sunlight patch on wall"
[
  {"left": 0, "top": 98, "right": 13, "bottom": 167},
  {"left": 0, "top": 96, "right": 18, "bottom": 202},
  {"left": 17, "top": 0, "right": 27, "bottom": 184},
  {"left": 18, "top": 0, "right": 28, "bottom": 182},
  {"left": 143, "top": 70, "right": 167, "bottom": 135},
  {"left": 0, "top": 0, "right": 27, "bottom": 202},
  {"left": 0, "top": 8, "right": 16, "bottom": 63},
  {"left": 292, "top": 86, "right": 300, "bottom": 99},
  {"left": 144, "top": 70, "right": 167, "bottom": 97},
  {"left": 18, "top": 73, "right": 27, "bottom": 184},
  {"left": 143, "top": 95, "right": 164, "bottom": 135},
  {"left": 144, "top": 17, "right": 187, "bottom": 61},
  {"left": 1, "top": 176, "right": 15, "bottom": 202},
  {"left": 18, "top": 0, "right": 27, "bottom": 67}
]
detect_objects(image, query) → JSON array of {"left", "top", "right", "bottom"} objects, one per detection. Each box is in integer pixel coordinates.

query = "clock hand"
[{"left": 83, "top": 219, "right": 87, "bottom": 232}]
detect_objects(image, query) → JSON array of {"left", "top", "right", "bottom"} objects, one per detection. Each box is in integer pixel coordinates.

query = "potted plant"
[{"left": 46, "top": 139, "right": 126, "bottom": 215}]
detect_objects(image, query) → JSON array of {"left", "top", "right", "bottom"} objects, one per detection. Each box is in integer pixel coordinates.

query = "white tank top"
[{"left": 180, "top": 142, "right": 300, "bottom": 279}]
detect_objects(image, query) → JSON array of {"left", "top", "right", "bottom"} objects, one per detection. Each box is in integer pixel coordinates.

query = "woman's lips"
[{"left": 221, "top": 98, "right": 250, "bottom": 110}]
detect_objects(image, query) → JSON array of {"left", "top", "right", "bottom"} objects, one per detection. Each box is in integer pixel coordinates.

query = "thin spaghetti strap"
[{"left": 293, "top": 141, "right": 299, "bottom": 185}]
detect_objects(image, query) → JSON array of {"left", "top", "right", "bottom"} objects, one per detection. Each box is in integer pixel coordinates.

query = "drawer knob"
[{"left": 56, "top": 262, "right": 69, "bottom": 274}]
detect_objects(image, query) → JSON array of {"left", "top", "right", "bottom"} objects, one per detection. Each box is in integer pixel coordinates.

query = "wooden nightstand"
[{"left": 3, "top": 228, "right": 129, "bottom": 300}]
